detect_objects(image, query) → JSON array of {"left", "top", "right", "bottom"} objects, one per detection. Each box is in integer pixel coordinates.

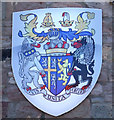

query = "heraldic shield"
[
  {"left": 12, "top": 8, "right": 102, "bottom": 116},
  {"left": 40, "top": 56, "right": 73, "bottom": 95}
]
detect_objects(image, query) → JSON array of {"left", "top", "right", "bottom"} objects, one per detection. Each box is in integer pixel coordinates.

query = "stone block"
[
  {"left": 102, "top": 44, "right": 112, "bottom": 61},
  {"left": 85, "top": 2, "right": 112, "bottom": 17},
  {"left": 3, "top": 3, "right": 13, "bottom": 21},
  {"left": 2, "top": 27, "right": 12, "bottom": 36},
  {"left": 8, "top": 77, "right": 16, "bottom": 84},
  {"left": 91, "top": 97, "right": 104, "bottom": 103},
  {"left": 6, "top": 85, "right": 26, "bottom": 101},
  {"left": 103, "top": 17, "right": 112, "bottom": 34},
  {"left": 2, "top": 40, "right": 11, "bottom": 49},
  {"left": 13, "top": 2, "right": 47, "bottom": 12},
  {"left": 2, "top": 102, "right": 8, "bottom": 118},
  {"left": 102, "top": 82, "right": 112, "bottom": 95},
  {"left": 91, "top": 103, "right": 112, "bottom": 118},
  {"left": 103, "top": 34, "right": 112, "bottom": 44},
  {"left": 45, "top": 98, "right": 90, "bottom": 118},
  {"left": 2, "top": 20, "right": 12, "bottom": 27},
  {"left": 99, "top": 68, "right": 108, "bottom": 82},
  {"left": 91, "top": 83, "right": 103, "bottom": 96},
  {"left": 8, "top": 71, "right": 13, "bottom": 77},
  {"left": 14, "top": 101, "right": 43, "bottom": 118},
  {"left": 48, "top": 2, "right": 82, "bottom": 8}
]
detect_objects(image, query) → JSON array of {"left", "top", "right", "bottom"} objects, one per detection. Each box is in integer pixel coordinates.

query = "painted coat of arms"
[{"left": 12, "top": 8, "right": 102, "bottom": 116}]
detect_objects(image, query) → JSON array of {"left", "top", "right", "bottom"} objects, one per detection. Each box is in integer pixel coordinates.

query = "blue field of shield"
[{"left": 40, "top": 55, "right": 73, "bottom": 96}]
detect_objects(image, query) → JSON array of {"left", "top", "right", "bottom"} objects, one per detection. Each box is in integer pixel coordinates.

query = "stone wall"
[{"left": 1, "top": 2, "right": 113, "bottom": 119}]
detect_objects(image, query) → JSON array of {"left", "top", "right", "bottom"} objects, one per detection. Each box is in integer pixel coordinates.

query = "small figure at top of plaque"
[
  {"left": 59, "top": 12, "right": 74, "bottom": 27},
  {"left": 40, "top": 13, "right": 55, "bottom": 28}
]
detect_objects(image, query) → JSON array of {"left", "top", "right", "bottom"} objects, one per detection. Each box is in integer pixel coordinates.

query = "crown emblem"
[
  {"left": 59, "top": 12, "right": 74, "bottom": 27},
  {"left": 44, "top": 41, "right": 69, "bottom": 56}
]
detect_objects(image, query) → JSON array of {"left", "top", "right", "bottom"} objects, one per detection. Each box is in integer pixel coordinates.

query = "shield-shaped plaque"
[{"left": 12, "top": 8, "right": 102, "bottom": 116}]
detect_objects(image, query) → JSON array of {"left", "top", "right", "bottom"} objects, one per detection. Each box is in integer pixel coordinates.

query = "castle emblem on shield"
[{"left": 12, "top": 8, "right": 102, "bottom": 116}]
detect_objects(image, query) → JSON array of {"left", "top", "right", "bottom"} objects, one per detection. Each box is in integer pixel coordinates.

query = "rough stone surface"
[
  {"left": 91, "top": 103, "right": 112, "bottom": 118},
  {"left": 85, "top": 2, "right": 112, "bottom": 17},
  {"left": 1, "top": 2, "right": 113, "bottom": 119},
  {"left": 8, "top": 77, "right": 16, "bottom": 84},
  {"left": 91, "top": 83, "right": 103, "bottom": 96},
  {"left": 7, "top": 101, "right": 43, "bottom": 118}
]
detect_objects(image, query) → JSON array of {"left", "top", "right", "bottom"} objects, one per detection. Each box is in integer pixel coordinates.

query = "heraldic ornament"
[{"left": 12, "top": 8, "right": 102, "bottom": 116}]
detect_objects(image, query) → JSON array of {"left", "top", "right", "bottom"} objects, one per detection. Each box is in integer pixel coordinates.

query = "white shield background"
[{"left": 12, "top": 8, "right": 102, "bottom": 116}]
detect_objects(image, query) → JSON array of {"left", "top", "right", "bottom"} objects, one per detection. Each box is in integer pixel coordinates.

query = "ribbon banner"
[{"left": 12, "top": 8, "right": 102, "bottom": 116}]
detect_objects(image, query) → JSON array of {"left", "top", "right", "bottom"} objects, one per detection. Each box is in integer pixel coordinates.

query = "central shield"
[{"left": 40, "top": 56, "right": 73, "bottom": 95}]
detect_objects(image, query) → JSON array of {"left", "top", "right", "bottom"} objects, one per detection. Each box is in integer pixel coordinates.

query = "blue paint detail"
[
  {"left": 40, "top": 56, "right": 73, "bottom": 96},
  {"left": 56, "top": 56, "right": 73, "bottom": 95},
  {"left": 31, "top": 28, "right": 92, "bottom": 42},
  {"left": 18, "top": 30, "right": 23, "bottom": 37},
  {"left": 23, "top": 48, "right": 36, "bottom": 56}
]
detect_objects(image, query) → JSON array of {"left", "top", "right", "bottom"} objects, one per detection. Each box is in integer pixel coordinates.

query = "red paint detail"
[
  {"left": 66, "top": 53, "right": 70, "bottom": 56},
  {"left": 41, "top": 85, "right": 46, "bottom": 90},
  {"left": 62, "top": 41, "right": 66, "bottom": 48},
  {"left": 74, "top": 68, "right": 77, "bottom": 71},
  {"left": 46, "top": 42, "right": 50, "bottom": 45},
  {"left": 31, "top": 44, "right": 41, "bottom": 48},
  {"left": 62, "top": 12, "right": 65, "bottom": 17},
  {"left": 40, "top": 73, "right": 42, "bottom": 75},
  {"left": 55, "top": 45, "right": 58, "bottom": 48},
  {"left": 65, "top": 85, "right": 73, "bottom": 90},
  {"left": 67, "top": 72, "right": 72, "bottom": 76},
  {"left": 41, "top": 74, "right": 46, "bottom": 78},
  {"left": 72, "top": 42, "right": 82, "bottom": 48},
  {"left": 29, "top": 87, "right": 31, "bottom": 90},
  {"left": 81, "top": 85, "right": 89, "bottom": 90},
  {"left": 27, "top": 89, "right": 28, "bottom": 91}
]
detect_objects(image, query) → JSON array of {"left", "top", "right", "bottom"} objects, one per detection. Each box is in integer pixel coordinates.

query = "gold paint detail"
[
  {"left": 46, "top": 48, "right": 67, "bottom": 54},
  {"left": 44, "top": 57, "right": 56, "bottom": 91}
]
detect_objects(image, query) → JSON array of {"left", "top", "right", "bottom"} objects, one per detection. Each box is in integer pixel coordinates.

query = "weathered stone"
[
  {"left": 13, "top": 2, "right": 47, "bottom": 12},
  {"left": 2, "top": 40, "right": 11, "bottom": 49},
  {"left": 7, "top": 102, "right": 17, "bottom": 118},
  {"left": 8, "top": 71, "right": 13, "bottom": 77},
  {"left": 2, "top": 58, "right": 11, "bottom": 68},
  {"left": 103, "top": 17, "right": 112, "bottom": 34},
  {"left": 91, "top": 103, "right": 112, "bottom": 118},
  {"left": 49, "top": 2, "right": 82, "bottom": 8},
  {"left": 104, "top": 94, "right": 112, "bottom": 102},
  {"left": 14, "top": 101, "right": 43, "bottom": 118},
  {"left": 2, "top": 20, "right": 12, "bottom": 27},
  {"left": 2, "top": 102, "right": 8, "bottom": 118},
  {"left": 103, "top": 34, "right": 112, "bottom": 44},
  {"left": 91, "top": 83, "right": 103, "bottom": 96},
  {"left": 85, "top": 2, "right": 112, "bottom": 17},
  {"left": 103, "top": 82, "right": 112, "bottom": 95},
  {"left": 7, "top": 85, "right": 26, "bottom": 101},
  {"left": 45, "top": 98, "right": 90, "bottom": 118},
  {"left": 3, "top": 3, "right": 13, "bottom": 21},
  {"left": 91, "top": 97, "right": 104, "bottom": 103},
  {"left": 2, "top": 27, "right": 12, "bottom": 36},
  {"left": 0, "top": 102, "right": 2, "bottom": 120},
  {"left": 109, "top": 71, "right": 113, "bottom": 81},
  {"left": 8, "top": 77, "right": 16, "bottom": 84},
  {"left": 102, "top": 60, "right": 112, "bottom": 70},
  {"left": 102, "top": 44, "right": 112, "bottom": 61},
  {"left": 99, "top": 68, "right": 108, "bottom": 82}
]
